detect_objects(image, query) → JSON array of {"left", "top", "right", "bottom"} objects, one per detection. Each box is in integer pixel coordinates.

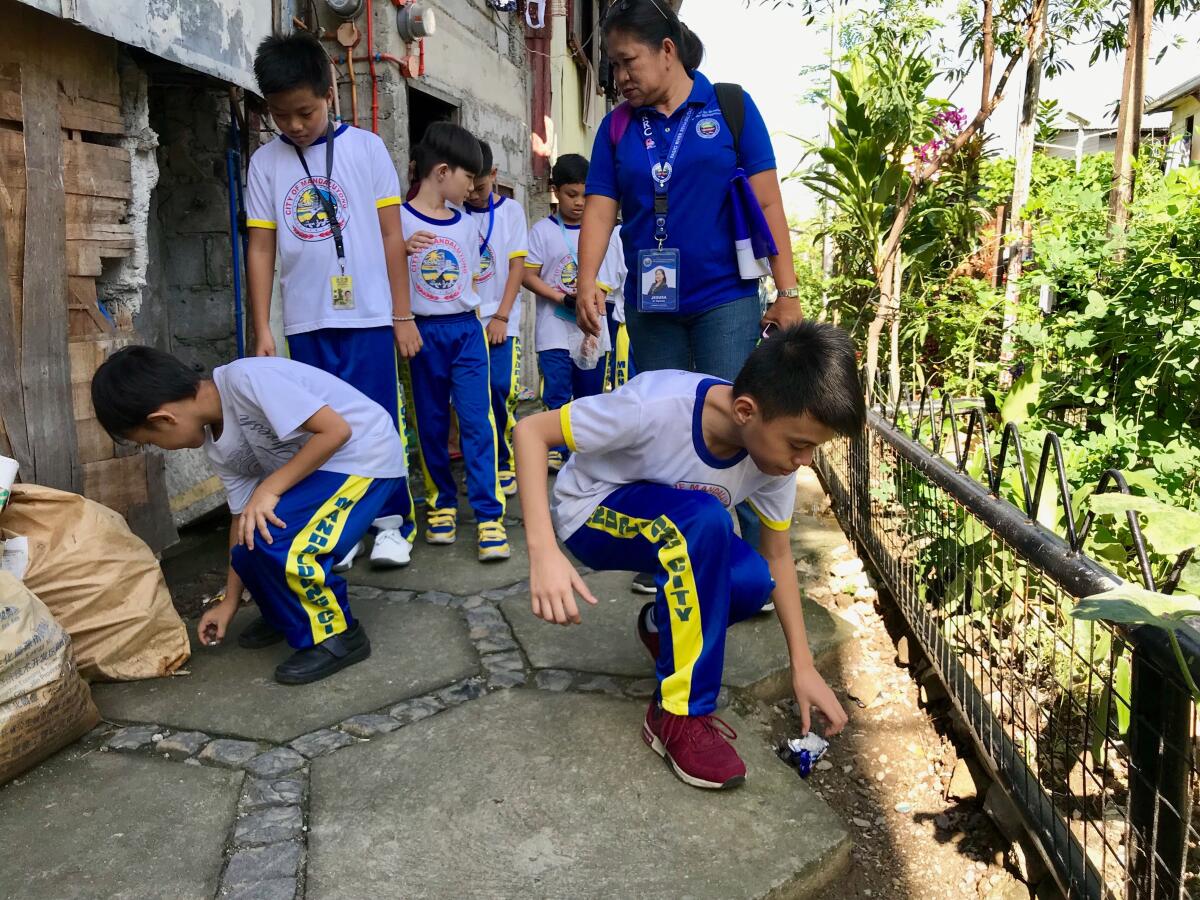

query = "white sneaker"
[
  {"left": 370, "top": 528, "right": 412, "bottom": 568},
  {"left": 332, "top": 541, "right": 363, "bottom": 573}
]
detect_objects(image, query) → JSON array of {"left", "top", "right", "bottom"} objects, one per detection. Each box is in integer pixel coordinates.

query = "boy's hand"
[
  {"left": 240, "top": 487, "right": 285, "bottom": 550},
  {"left": 394, "top": 320, "right": 423, "bottom": 358},
  {"left": 792, "top": 663, "right": 849, "bottom": 736},
  {"left": 405, "top": 230, "right": 437, "bottom": 256},
  {"left": 530, "top": 548, "right": 598, "bottom": 625},
  {"left": 255, "top": 334, "right": 277, "bottom": 357},
  {"left": 198, "top": 595, "right": 239, "bottom": 647},
  {"left": 485, "top": 317, "right": 508, "bottom": 346}
]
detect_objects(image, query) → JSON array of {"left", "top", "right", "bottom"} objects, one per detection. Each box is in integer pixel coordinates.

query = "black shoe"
[
  {"left": 631, "top": 572, "right": 657, "bottom": 595},
  {"left": 274, "top": 622, "right": 371, "bottom": 685},
  {"left": 237, "top": 617, "right": 285, "bottom": 650}
]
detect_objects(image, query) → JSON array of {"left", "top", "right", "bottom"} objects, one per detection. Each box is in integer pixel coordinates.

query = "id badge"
[
  {"left": 637, "top": 248, "right": 680, "bottom": 313},
  {"left": 331, "top": 274, "right": 355, "bottom": 310}
]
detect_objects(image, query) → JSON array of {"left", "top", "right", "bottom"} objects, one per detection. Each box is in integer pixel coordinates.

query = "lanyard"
[
  {"left": 479, "top": 194, "right": 495, "bottom": 254},
  {"left": 556, "top": 215, "right": 578, "bottom": 270},
  {"left": 294, "top": 124, "right": 346, "bottom": 273},
  {"left": 641, "top": 106, "right": 695, "bottom": 248}
]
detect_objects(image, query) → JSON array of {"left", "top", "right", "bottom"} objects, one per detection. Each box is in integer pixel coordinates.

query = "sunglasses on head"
[{"left": 605, "top": 0, "right": 675, "bottom": 28}]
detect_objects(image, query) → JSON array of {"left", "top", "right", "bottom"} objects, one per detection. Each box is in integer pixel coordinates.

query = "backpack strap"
[
  {"left": 608, "top": 83, "right": 746, "bottom": 157},
  {"left": 608, "top": 101, "right": 634, "bottom": 147},
  {"left": 713, "top": 82, "right": 746, "bottom": 160}
]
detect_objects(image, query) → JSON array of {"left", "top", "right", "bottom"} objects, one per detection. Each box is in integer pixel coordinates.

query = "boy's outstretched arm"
[
  {"left": 198, "top": 519, "right": 248, "bottom": 646},
  {"left": 486, "top": 256, "right": 525, "bottom": 346},
  {"left": 760, "top": 525, "right": 849, "bottom": 736},
  {"left": 247, "top": 228, "right": 278, "bottom": 357},
  {"left": 513, "top": 411, "right": 598, "bottom": 625},
  {"left": 379, "top": 207, "right": 422, "bottom": 358}
]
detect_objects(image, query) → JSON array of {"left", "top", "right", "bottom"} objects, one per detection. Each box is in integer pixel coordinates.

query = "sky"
[{"left": 682, "top": 0, "right": 1200, "bottom": 220}]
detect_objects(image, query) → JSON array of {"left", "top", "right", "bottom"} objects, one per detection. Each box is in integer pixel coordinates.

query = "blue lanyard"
[
  {"left": 556, "top": 215, "right": 578, "bottom": 270},
  {"left": 641, "top": 106, "right": 695, "bottom": 248},
  {"left": 479, "top": 194, "right": 495, "bottom": 254}
]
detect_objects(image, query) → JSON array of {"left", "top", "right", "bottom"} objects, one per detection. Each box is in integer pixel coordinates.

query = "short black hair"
[
  {"left": 733, "top": 322, "right": 865, "bottom": 435},
  {"left": 551, "top": 153, "right": 589, "bottom": 187},
  {"left": 478, "top": 139, "right": 494, "bottom": 174},
  {"left": 254, "top": 32, "right": 332, "bottom": 98},
  {"left": 412, "top": 122, "right": 483, "bottom": 180},
  {"left": 91, "top": 345, "right": 201, "bottom": 439}
]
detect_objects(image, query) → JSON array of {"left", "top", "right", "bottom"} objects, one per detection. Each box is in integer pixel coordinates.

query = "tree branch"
[{"left": 876, "top": 0, "right": 1045, "bottom": 271}]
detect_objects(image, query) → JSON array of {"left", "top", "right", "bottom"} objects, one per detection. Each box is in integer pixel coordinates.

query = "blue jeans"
[{"left": 624, "top": 294, "right": 763, "bottom": 547}]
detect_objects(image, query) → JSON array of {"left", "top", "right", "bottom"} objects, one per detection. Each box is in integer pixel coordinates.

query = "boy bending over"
[
  {"left": 92, "top": 347, "right": 408, "bottom": 685},
  {"left": 514, "top": 323, "right": 865, "bottom": 788}
]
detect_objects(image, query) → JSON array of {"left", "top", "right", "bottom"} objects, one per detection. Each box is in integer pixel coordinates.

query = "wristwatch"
[{"left": 776, "top": 287, "right": 800, "bottom": 299}]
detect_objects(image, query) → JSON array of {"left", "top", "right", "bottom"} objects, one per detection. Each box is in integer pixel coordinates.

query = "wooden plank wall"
[{"left": 0, "top": 3, "right": 177, "bottom": 552}]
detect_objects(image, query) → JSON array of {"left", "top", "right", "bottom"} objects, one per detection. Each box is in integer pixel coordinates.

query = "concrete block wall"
[{"left": 140, "top": 83, "right": 241, "bottom": 375}]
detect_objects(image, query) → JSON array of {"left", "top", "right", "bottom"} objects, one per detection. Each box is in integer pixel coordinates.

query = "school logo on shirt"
[
  {"left": 674, "top": 481, "right": 732, "bottom": 507},
  {"left": 476, "top": 241, "right": 496, "bottom": 285},
  {"left": 411, "top": 237, "right": 467, "bottom": 302},
  {"left": 284, "top": 176, "right": 350, "bottom": 241},
  {"left": 547, "top": 256, "right": 578, "bottom": 292},
  {"left": 696, "top": 117, "right": 721, "bottom": 139}
]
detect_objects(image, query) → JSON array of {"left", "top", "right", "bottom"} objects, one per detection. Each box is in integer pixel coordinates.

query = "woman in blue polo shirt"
[{"left": 574, "top": 0, "right": 803, "bottom": 381}]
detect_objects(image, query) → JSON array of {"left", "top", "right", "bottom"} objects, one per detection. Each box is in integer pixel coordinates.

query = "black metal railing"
[{"left": 815, "top": 399, "right": 1200, "bottom": 900}]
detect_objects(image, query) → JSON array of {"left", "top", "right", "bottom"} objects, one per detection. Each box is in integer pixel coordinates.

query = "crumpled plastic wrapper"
[{"left": 776, "top": 732, "right": 830, "bottom": 778}]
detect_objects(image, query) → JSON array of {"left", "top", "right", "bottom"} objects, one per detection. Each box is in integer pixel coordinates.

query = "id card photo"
[{"left": 637, "top": 249, "right": 680, "bottom": 313}]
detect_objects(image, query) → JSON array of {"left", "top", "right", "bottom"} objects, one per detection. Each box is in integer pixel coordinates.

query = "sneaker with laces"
[
  {"left": 477, "top": 520, "right": 511, "bottom": 562},
  {"left": 547, "top": 450, "right": 565, "bottom": 472},
  {"left": 331, "top": 540, "right": 363, "bottom": 573},
  {"left": 370, "top": 528, "right": 412, "bottom": 568},
  {"left": 642, "top": 700, "right": 747, "bottom": 789},
  {"left": 425, "top": 508, "right": 457, "bottom": 545},
  {"left": 636, "top": 602, "right": 659, "bottom": 661},
  {"left": 499, "top": 471, "right": 518, "bottom": 496}
]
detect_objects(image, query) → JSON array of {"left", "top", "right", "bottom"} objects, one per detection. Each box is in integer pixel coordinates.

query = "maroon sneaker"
[
  {"left": 636, "top": 602, "right": 659, "bottom": 661},
  {"left": 642, "top": 700, "right": 747, "bottom": 789}
]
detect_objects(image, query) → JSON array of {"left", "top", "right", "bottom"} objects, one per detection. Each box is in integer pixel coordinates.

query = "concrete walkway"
[{"left": 1, "top": 472, "right": 854, "bottom": 900}]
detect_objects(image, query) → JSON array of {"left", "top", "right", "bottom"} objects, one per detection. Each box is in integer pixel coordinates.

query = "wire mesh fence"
[{"left": 815, "top": 409, "right": 1200, "bottom": 900}]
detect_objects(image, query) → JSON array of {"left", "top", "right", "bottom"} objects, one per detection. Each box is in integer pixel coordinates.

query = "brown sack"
[
  {"left": 1, "top": 484, "right": 190, "bottom": 682},
  {"left": 0, "top": 571, "right": 100, "bottom": 785}
]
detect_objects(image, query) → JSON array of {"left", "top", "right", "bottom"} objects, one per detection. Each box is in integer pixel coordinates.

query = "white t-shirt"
[
  {"left": 399, "top": 203, "right": 483, "bottom": 317},
  {"left": 551, "top": 370, "right": 797, "bottom": 541},
  {"left": 526, "top": 216, "right": 621, "bottom": 352},
  {"left": 606, "top": 228, "right": 629, "bottom": 324},
  {"left": 204, "top": 357, "right": 406, "bottom": 515},
  {"left": 466, "top": 196, "right": 528, "bottom": 338},
  {"left": 245, "top": 124, "right": 401, "bottom": 336}
]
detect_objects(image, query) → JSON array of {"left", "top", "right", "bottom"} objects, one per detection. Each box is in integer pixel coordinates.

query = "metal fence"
[{"left": 815, "top": 402, "right": 1200, "bottom": 900}]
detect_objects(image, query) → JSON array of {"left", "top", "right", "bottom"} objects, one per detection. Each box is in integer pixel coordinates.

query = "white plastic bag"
[{"left": 568, "top": 330, "right": 601, "bottom": 370}]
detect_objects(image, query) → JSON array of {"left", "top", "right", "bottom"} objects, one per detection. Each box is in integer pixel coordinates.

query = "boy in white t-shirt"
[
  {"left": 523, "top": 154, "right": 620, "bottom": 470},
  {"left": 400, "top": 122, "right": 509, "bottom": 563},
  {"left": 513, "top": 323, "right": 864, "bottom": 790},
  {"left": 245, "top": 32, "right": 417, "bottom": 572},
  {"left": 466, "top": 140, "right": 528, "bottom": 496},
  {"left": 91, "top": 347, "right": 408, "bottom": 685}
]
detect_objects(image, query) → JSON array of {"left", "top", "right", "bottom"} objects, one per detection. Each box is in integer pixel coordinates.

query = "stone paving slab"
[
  {"left": 93, "top": 595, "right": 478, "bottom": 743},
  {"left": 501, "top": 570, "right": 850, "bottom": 698},
  {"left": 308, "top": 691, "right": 849, "bottom": 899},
  {"left": 0, "top": 745, "right": 240, "bottom": 900}
]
